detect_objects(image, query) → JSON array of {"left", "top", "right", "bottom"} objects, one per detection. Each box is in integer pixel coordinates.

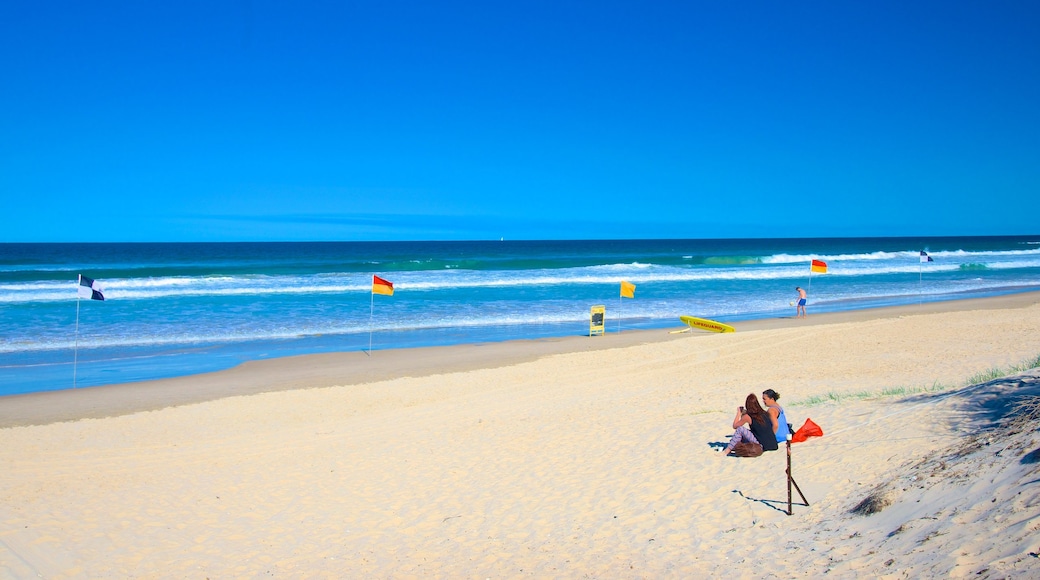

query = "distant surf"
[{"left": 2, "top": 236, "right": 1039, "bottom": 394}]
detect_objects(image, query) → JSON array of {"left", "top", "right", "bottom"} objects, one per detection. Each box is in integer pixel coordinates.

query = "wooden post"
[
  {"left": 786, "top": 440, "right": 809, "bottom": 515},
  {"left": 787, "top": 440, "right": 792, "bottom": 515}
]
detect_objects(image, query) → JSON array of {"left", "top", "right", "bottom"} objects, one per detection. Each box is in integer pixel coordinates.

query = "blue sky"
[{"left": 2, "top": 1, "right": 1038, "bottom": 242}]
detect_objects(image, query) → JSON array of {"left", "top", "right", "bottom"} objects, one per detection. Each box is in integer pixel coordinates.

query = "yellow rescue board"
[{"left": 679, "top": 315, "right": 735, "bottom": 333}]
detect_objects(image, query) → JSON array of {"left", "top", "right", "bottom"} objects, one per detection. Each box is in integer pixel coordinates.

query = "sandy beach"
[{"left": 2, "top": 292, "right": 1040, "bottom": 578}]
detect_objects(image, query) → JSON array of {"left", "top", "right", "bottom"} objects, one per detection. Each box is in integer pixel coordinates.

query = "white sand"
[{"left": 2, "top": 294, "right": 1040, "bottom": 578}]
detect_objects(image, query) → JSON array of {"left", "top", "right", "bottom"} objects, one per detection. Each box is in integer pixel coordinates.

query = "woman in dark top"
[{"left": 718, "top": 394, "right": 779, "bottom": 456}]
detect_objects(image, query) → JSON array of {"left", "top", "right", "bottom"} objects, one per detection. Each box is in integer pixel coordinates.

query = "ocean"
[{"left": 2, "top": 236, "right": 1039, "bottom": 396}]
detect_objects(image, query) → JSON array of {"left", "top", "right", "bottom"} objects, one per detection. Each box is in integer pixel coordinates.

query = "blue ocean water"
[{"left": 2, "top": 237, "right": 1039, "bottom": 396}]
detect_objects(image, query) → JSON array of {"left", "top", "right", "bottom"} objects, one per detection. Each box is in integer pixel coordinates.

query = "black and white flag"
[
  {"left": 920, "top": 251, "right": 934, "bottom": 263},
  {"left": 78, "top": 275, "right": 105, "bottom": 301}
]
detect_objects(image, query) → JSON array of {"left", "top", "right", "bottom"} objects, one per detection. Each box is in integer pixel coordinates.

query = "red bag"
[{"left": 791, "top": 418, "right": 823, "bottom": 443}]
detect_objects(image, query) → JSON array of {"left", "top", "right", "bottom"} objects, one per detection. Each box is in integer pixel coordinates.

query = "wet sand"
[{"left": 3, "top": 291, "right": 1039, "bottom": 428}]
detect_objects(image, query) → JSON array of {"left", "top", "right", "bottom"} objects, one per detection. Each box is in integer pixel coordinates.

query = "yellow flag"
[{"left": 620, "top": 280, "right": 636, "bottom": 298}]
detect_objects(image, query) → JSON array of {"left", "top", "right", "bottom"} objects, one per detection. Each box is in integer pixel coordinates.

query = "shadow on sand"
[{"left": 732, "top": 489, "right": 807, "bottom": 514}]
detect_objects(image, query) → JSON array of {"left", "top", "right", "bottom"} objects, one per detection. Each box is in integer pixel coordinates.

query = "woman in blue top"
[{"left": 762, "top": 389, "right": 791, "bottom": 443}]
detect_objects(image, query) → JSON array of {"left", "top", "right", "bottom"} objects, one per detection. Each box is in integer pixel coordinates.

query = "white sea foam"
[
  {"left": 4, "top": 252, "right": 1040, "bottom": 304},
  {"left": 4, "top": 277, "right": 1037, "bottom": 356},
  {"left": 762, "top": 247, "right": 1040, "bottom": 265},
  {"left": 762, "top": 251, "right": 902, "bottom": 264},
  {"left": 0, "top": 307, "right": 600, "bottom": 354},
  {"left": 5, "top": 240, "right": 1040, "bottom": 392}
]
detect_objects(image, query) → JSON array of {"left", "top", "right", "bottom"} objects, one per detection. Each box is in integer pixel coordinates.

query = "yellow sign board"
[{"left": 590, "top": 305, "right": 605, "bottom": 336}]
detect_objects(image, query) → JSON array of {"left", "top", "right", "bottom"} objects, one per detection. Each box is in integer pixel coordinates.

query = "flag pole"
[
  {"left": 367, "top": 290, "right": 374, "bottom": 356},
  {"left": 787, "top": 440, "right": 792, "bottom": 515},
  {"left": 806, "top": 261, "right": 813, "bottom": 296},
  {"left": 786, "top": 440, "right": 810, "bottom": 515},
  {"left": 919, "top": 252, "right": 927, "bottom": 307},
  {"left": 74, "top": 289, "right": 81, "bottom": 389},
  {"left": 618, "top": 293, "right": 622, "bottom": 334},
  {"left": 919, "top": 259, "right": 923, "bottom": 303}
]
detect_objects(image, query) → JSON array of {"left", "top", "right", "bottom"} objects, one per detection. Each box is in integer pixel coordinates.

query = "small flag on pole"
[
  {"left": 920, "top": 251, "right": 933, "bottom": 263},
  {"left": 791, "top": 418, "right": 824, "bottom": 443},
  {"left": 620, "top": 280, "right": 636, "bottom": 298},
  {"left": 372, "top": 275, "right": 394, "bottom": 296},
  {"left": 77, "top": 275, "right": 105, "bottom": 301},
  {"left": 810, "top": 259, "right": 828, "bottom": 274},
  {"left": 73, "top": 274, "right": 104, "bottom": 388}
]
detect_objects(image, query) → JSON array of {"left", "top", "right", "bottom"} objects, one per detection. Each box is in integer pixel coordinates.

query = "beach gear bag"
[{"left": 732, "top": 442, "right": 764, "bottom": 457}]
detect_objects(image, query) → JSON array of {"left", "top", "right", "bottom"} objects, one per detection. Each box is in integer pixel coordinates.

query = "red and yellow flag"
[
  {"left": 810, "top": 259, "right": 828, "bottom": 274},
  {"left": 620, "top": 280, "right": 636, "bottom": 298},
  {"left": 372, "top": 275, "right": 394, "bottom": 296}
]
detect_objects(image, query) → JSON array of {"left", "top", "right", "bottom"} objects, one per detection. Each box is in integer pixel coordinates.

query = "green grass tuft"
[
  {"left": 1007, "top": 353, "right": 1040, "bottom": 374},
  {"left": 790, "top": 354, "right": 1039, "bottom": 408},
  {"left": 964, "top": 354, "right": 1040, "bottom": 386},
  {"left": 965, "top": 367, "right": 1005, "bottom": 385}
]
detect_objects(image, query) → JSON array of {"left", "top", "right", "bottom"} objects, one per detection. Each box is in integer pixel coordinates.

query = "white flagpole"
[
  {"left": 919, "top": 251, "right": 930, "bottom": 303},
  {"left": 74, "top": 288, "right": 81, "bottom": 388},
  {"left": 618, "top": 293, "right": 622, "bottom": 334},
  {"left": 367, "top": 290, "right": 374, "bottom": 356},
  {"left": 919, "top": 259, "right": 923, "bottom": 303},
  {"left": 806, "top": 261, "right": 813, "bottom": 296}
]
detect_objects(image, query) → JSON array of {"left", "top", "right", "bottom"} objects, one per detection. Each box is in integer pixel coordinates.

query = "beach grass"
[
  {"left": 1009, "top": 353, "right": 1040, "bottom": 373},
  {"left": 791, "top": 382, "right": 950, "bottom": 407},
  {"left": 791, "top": 353, "right": 1040, "bottom": 408},
  {"left": 965, "top": 352, "right": 1040, "bottom": 386}
]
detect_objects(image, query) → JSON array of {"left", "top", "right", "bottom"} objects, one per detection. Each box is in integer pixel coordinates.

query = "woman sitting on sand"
[
  {"left": 762, "top": 388, "right": 792, "bottom": 443},
  {"left": 719, "top": 394, "right": 779, "bottom": 456}
]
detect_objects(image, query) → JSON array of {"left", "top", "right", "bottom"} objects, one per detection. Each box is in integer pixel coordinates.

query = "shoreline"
[{"left": 3, "top": 289, "right": 1040, "bottom": 428}]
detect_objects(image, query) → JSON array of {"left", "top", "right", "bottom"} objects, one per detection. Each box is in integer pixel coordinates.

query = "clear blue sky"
[{"left": 2, "top": 1, "right": 1038, "bottom": 242}]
